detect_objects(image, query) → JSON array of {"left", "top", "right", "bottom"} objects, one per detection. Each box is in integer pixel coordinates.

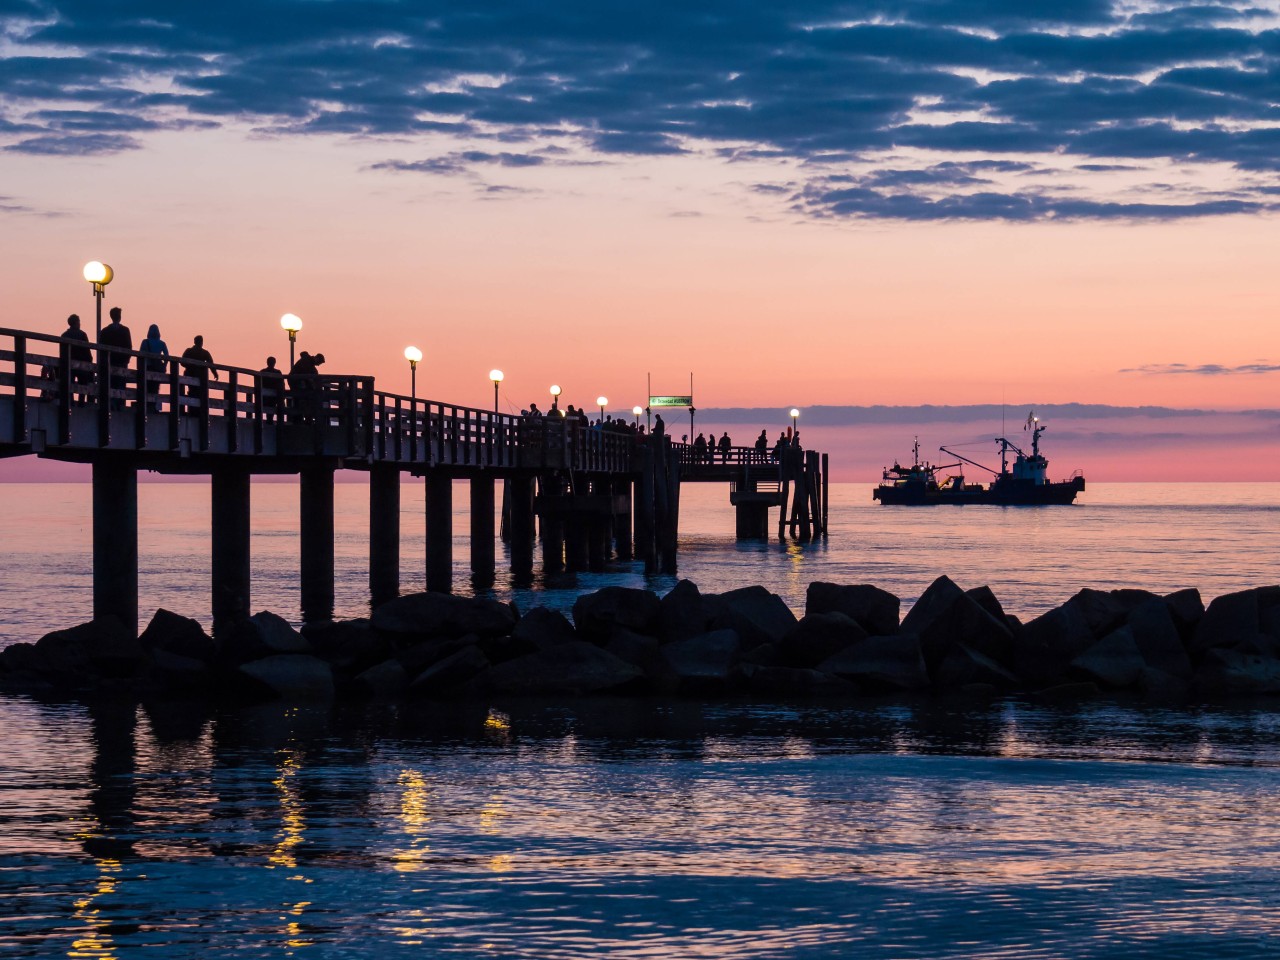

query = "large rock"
[
  {"left": 301, "top": 619, "right": 387, "bottom": 673},
  {"left": 351, "top": 658, "right": 409, "bottom": 699},
  {"left": 1127, "top": 599, "right": 1192, "bottom": 678},
  {"left": 605, "top": 629, "right": 673, "bottom": 689},
  {"left": 372, "top": 592, "right": 517, "bottom": 641},
  {"left": 140, "top": 609, "right": 216, "bottom": 663},
  {"left": 965, "top": 586, "right": 1008, "bottom": 626},
  {"left": 818, "top": 635, "right": 928, "bottom": 691},
  {"left": 1015, "top": 602, "right": 1095, "bottom": 686},
  {"left": 1163, "top": 588, "right": 1205, "bottom": 637},
  {"left": 477, "top": 641, "right": 643, "bottom": 695},
  {"left": 238, "top": 654, "right": 335, "bottom": 700},
  {"left": 1198, "top": 648, "right": 1280, "bottom": 696},
  {"left": 409, "top": 647, "right": 490, "bottom": 696},
  {"left": 805, "top": 582, "right": 899, "bottom": 636},
  {"left": 901, "top": 576, "right": 1014, "bottom": 670},
  {"left": 933, "top": 643, "right": 1018, "bottom": 689},
  {"left": 512, "top": 607, "right": 577, "bottom": 651},
  {"left": 780, "top": 612, "right": 868, "bottom": 668},
  {"left": 661, "top": 629, "right": 743, "bottom": 694},
  {"left": 1071, "top": 626, "right": 1146, "bottom": 689},
  {"left": 1191, "top": 587, "right": 1280, "bottom": 655},
  {"left": 222, "top": 611, "right": 310, "bottom": 664},
  {"left": 659, "top": 579, "right": 717, "bottom": 641},
  {"left": 1063, "top": 588, "right": 1159, "bottom": 639},
  {"left": 398, "top": 634, "right": 479, "bottom": 676},
  {"left": 33, "top": 617, "right": 141, "bottom": 680},
  {"left": 572, "top": 587, "right": 662, "bottom": 641},
  {"left": 707, "top": 586, "right": 797, "bottom": 650}
]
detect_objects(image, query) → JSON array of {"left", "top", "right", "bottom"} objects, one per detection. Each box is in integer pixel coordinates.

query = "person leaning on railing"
[{"left": 60, "top": 314, "right": 94, "bottom": 406}]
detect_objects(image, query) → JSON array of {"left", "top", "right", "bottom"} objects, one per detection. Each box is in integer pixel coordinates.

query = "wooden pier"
[{"left": 0, "top": 327, "right": 828, "bottom": 634}]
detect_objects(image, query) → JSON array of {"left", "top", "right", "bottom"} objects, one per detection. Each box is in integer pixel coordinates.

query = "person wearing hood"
[{"left": 138, "top": 323, "right": 169, "bottom": 412}]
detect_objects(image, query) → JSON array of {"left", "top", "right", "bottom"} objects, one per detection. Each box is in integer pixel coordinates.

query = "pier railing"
[{"left": 0, "top": 328, "right": 639, "bottom": 473}]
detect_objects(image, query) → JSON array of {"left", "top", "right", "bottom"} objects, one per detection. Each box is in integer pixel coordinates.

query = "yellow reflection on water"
[
  {"left": 391, "top": 769, "right": 431, "bottom": 873},
  {"left": 67, "top": 857, "right": 121, "bottom": 960},
  {"left": 268, "top": 751, "right": 306, "bottom": 871}
]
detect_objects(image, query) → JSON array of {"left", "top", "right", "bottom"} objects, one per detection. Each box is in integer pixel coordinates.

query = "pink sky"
[{"left": 5, "top": 3, "right": 1280, "bottom": 482}]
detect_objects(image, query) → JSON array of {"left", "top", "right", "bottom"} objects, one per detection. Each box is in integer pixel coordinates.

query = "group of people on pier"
[{"left": 54, "top": 308, "right": 328, "bottom": 420}]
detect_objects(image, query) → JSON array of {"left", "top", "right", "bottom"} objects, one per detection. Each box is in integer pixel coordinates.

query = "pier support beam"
[
  {"left": 613, "top": 479, "right": 633, "bottom": 561},
  {"left": 509, "top": 474, "right": 536, "bottom": 582},
  {"left": 470, "top": 476, "right": 495, "bottom": 588},
  {"left": 92, "top": 457, "right": 137, "bottom": 634},
  {"left": 369, "top": 464, "right": 400, "bottom": 608},
  {"left": 426, "top": 472, "right": 453, "bottom": 593},
  {"left": 211, "top": 466, "right": 251, "bottom": 633},
  {"left": 300, "top": 466, "right": 335, "bottom": 622}
]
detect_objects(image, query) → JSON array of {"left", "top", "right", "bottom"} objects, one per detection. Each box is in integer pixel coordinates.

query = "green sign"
[{"left": 649, "top": 395, "right": 693, "bottom": 407}]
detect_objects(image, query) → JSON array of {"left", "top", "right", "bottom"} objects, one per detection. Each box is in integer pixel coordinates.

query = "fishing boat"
[{"left": 873, "top": 413, "right": 1085, "bottom": 505}]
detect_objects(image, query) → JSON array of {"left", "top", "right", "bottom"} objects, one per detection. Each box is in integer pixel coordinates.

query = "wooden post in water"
[
  {"left": 425, "top": 471, "right": 453, "bottom": 593},
  {"left": 92, "top": 456, "right": 138, "bottom": 634},
  {"left": 509, "top": 473, "right": 536, "bottom": 581},
  {"left": 637, "top": 445, "right": 656, "bottom": 574},
  {"left": 613, "top": 477, "right": 633, "bottom": 560},
  {"left": 369, "top": 463, "right": 400, "bottom": 608},
  {"left": 822, "top": 453, "right": 829, "bottom": 535},
  {"left": 469, "top": 475, "right": 495, "bottom": 588},
  {"left": 540, "top": 473, "right": 565, "bottom": 575},
  {"left": 211, "top": 465, "right": 251, "bottom": 633},
  {"left": 300, "top": 465, "right": 335, "bottom": 622}
]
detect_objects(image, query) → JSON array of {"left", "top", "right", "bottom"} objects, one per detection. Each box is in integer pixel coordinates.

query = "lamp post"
[
  {"left": 489, "top": 369, "right": 504, "bottom": 412},
  {"left": 405, "top": 346, "right": 422, "bottom": 400},
  {"left": 83, "top": 261, "right": 114, "bottom": 337},
  {"left": 550, "top": 384, "right": 561, "bottom": 411},
  {"left": 790, "top": 407, "right": 800, "bottom": 436},
  {"left": 632, "top": 405, "right": 642, "bottom": 426},
  {"left": 280, "top": 313, "right": 302, "bottom": 368},
  {"left": 596, "top": 396, "right": 608, "bottom": 420}
]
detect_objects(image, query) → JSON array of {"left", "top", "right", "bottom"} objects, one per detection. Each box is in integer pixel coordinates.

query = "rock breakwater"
[{"left": 4, "top": 577, "right": 1280, "bottom": 702}]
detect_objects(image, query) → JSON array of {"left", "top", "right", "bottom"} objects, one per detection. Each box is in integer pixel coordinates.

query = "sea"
[{"left": 2, "top": 481, "right": 1279, "bottom": 958}]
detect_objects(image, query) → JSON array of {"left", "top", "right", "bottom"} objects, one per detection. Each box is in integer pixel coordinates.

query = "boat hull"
[{"left": 874, "top": 476, "right": 1085, "bottom": 505}]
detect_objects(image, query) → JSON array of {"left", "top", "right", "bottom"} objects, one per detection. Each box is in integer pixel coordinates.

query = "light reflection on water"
[{"left": 1, "top": 696, "right": 1279, "bottom": 958}]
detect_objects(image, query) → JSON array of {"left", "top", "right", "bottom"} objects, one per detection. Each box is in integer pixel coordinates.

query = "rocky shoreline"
[{"left": 2, "top": 577, "right": 1280, "bottom": 702}]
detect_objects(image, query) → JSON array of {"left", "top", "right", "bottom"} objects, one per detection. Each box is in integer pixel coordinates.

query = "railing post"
[
  {"left": 227, "top": 370, "right": 239, "bottom": 453},
  {"left": 168, "top": 359, "right": 181, "bottom": 450},
  {"left": 252, "top": 371, "right": 264, "bottom": 454},
  {"left": 133, "top": 358, "right": 147, "bottom": 448},
  {"left": 408, "top": 397, "right": 417, "bottom": 463},
  {"left": 198, "top": 372, "right": 210, "bottom": 451},
  {"left": 12, "top": 334, "right": 27, "bottom": 443},
  {"left": 57, "top": 340, "right": 71, "bottom": 445},
  {"left": 96, "top": 349, "right": 110, "bottom": 446}
]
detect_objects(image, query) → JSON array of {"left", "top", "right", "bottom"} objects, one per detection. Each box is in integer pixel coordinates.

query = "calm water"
[
  {"left": 1, "top": 697, "right": 1279, "bottom": 958},
  {"left": 0, "top": 481, "right": 1277, "bottom": 648},
  {"left": 4, "top": 483, "right": 1280, "bottom": 956}
]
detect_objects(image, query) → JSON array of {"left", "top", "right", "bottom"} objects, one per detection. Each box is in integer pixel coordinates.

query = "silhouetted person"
[
  {"left": 288, "top": 350, "right": 324, "bottom": 423},
  {"left": 755, "top": 429, "right": 768, "bottom": 460},
  {"left": 259, "top": 356, "right": 284, "bottom": 420},
  {"left": 773, "top": 431, "right": 789, "bottom": 461},
  {"left": 181, "top": 334, "right": 219, "bottom": 404},
  {"left": 98, "top": 306, "right": 132, "bottom": 410},
  {"left": 694, "top": 432, "right": 707, "bottom": 462},
  {"left": 528, "top": 402, "right": 543, "bottom": 418},
  {"left": 61, "top": 313, "right": 93, "bottom": 405},
  {"left": 653, "top": 413, "right": 665, "bottom": 436},
  {"left": 719, "top": 431, "right": 731, "bottom": 462},
  {"left": 138, "top": 323, "right": 169, "bottom": 412}
]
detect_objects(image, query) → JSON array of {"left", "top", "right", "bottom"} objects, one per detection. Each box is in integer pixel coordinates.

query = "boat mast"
[{"left": 913, "top": 436, "right": 920, "bottom": 468}]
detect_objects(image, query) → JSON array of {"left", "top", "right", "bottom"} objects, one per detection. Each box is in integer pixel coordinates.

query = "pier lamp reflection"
[
  {"left": 280, "top": 313, "right": 302, "bottom": 367},
  {"left": 404, "top": 346, "right": 422, "bottom": 400},
  {"left": 83, "top": 261, "right": 114, "bottom": 337},
  {"left": 489, "top": 369, "right": 503, "bottom": 412},
  {"left": 549, "top": 384, "right": 561, "bottom": 411}
]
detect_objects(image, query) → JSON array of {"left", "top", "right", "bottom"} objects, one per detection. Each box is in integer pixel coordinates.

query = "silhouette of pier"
[{"left": 0, "top": 327, "right": 828, "bottom": 634}]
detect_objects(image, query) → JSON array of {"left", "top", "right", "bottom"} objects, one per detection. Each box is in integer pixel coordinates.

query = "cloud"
[
  {"left": 372, "top": 150, "right": 549, "bottom": 176},
  {"left": 8, "top": 1, "right": 1280, "bottom": 219},
  {"left": 1121, "top": 361, "right": 1280, "bottom": 375}
]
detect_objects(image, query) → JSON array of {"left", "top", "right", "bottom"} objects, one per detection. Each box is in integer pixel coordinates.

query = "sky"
[{"left": 4, "top": 0, "right": 1280, "bottom": 479}]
